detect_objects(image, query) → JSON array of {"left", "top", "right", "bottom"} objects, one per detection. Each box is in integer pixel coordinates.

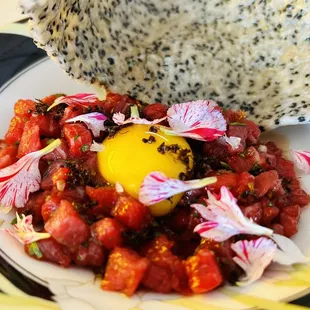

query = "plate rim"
[{"left": 0, "top": 57, "right": 309, "bottom": 309}]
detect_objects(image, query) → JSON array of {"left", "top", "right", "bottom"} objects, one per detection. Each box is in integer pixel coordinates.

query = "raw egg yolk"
[{"left": 97, "top": 124, "right": 193, "bottom": 216}]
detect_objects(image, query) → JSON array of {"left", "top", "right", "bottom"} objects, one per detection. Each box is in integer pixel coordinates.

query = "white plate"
[{"left": 0, "top": 58, "right": 310, "bottom": 310}]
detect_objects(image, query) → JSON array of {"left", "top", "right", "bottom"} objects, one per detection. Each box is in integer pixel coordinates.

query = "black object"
[{"left": 0, "top": 33, "right": 46, "bottom": 88}]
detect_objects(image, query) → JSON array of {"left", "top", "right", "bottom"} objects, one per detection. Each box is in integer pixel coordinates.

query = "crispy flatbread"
[{"left": 20, "top": 0, "right": 310, "bottom": 129}]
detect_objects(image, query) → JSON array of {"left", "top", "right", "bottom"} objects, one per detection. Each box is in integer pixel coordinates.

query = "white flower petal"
[
  {"left": 66, "top": 112, "right": 107, "bottom": 137},
  {"left": 192, "top": 187, "right": 273, "bottom": 242},
  {"left": 139, "top": 171, "right": 217, "bottom": 206},
  {"left": 0, "top": 139, "right": 61, "bottom": 212},
  {"left": 112, "top": 113, "right": 166, "bottom": 126},
  {"left": 231, "top": 237, "right": 277, "bottom": 286},
  {"left": 272, "top": 233, "right": 310, "bottom": 265},
  {"left": 165, "top": 100, "right": 227, "bottom": 141},
  {"left": 222, "top": 135, "right": 242, "bottom": 150}
]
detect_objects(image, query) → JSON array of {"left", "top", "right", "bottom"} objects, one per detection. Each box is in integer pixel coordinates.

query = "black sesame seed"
[{"left": 298, "top": 116, "right": 306, "bottom": 122}]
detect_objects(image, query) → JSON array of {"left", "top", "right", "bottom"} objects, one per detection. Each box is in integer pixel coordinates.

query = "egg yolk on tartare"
[{"left": 97, "top": 124, "right": 193, "bottom": 216}]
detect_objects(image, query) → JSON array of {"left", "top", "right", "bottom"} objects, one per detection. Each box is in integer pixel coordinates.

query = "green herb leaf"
[
  {"left": 28, "top": 242, "right": 43, "bottom": 259},
  {"left": 14, "top": 141, "right": 20, "bottom": 146},
  {"left": 11, "top": 217, "right": 17, "bottom": 225},
  {"left": 249, "top": 162, "right": 265, "bottom": 176},
  {"left": 220, "top": 161, "right": 234, "bottom": 171},
  {"left": 74, "top": 134, "right": 80, "bottom": 141},
  {"left": 81, "top": 144, "right": 89, "bottom": 152},
  {"left": 229, "top": 122, "right": 246, "bottom": 126}
]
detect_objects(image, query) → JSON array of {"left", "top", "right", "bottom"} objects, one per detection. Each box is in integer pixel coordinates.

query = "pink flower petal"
[
  {"left": 221, "top": 135, "right": 242, "bottom": 150},
  {"left": 47, "top": 93, "right": 99, "bottom": 111},
  {"left": 66, "top": 112, "right": 107, "bottom": 137},
  {"left": 290, "top": 150, "right": 310, "bottom": 174},
  {"left": 231, "top": 238, "right": 277, "bottom": 285},
  {"left": 5, "top": 213, "right": 50, "bottom": 244},
  {"left": 164, "top": 100, "right": 226, "bottom": 141},
  {"left": 139, "top": 171, "right": 217, "bottom": 206},
  {"left": 192, "top": 187, "right": 273, "bottom": 241},
  {"left": 112, "top": 112, "right": 166, "bottom": 126},
  {"left": 0, "top": 139, "right": 61, "bottom": 213}
]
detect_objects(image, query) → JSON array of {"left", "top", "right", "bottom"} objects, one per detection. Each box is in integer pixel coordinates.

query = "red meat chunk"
[
  {"left": 5, "top": 116, "right": 27, "bottom": 145},
  {"left": 241, "top": 202, "right": 262, "bottom": 224},
  {"left": 75, "top": 240, "right": 105, "bottom": 267},
  {"left": 280, "top": 205, "right": 301, "bottom": 237},
  {"left": 14, "top": 99, "right": 35, "bottom": 118},
  {"left": 44, "top": 200, "right": 90, "bottom": 250},
  {"left": 185, "top": 248, "right": 223, "bottom": 294},
  {"left": 0, "top": 142, "right": 17, "bottom": 169},
  {"left": 226, "top": 125, "right": 247, "bottom": 153},
  {"left": 276, "top": 157, "right": 296, "bottom": 179},
  {"left": 86, "top": 186, "right": 119, "bottom": 216},
  {"left": 242, "top": 119, "right": 261, "bottom": 145},
  {"left": 112, "top": 195, "right": 151, "bottom": 231},
  {"left": 102, "top": 92, "right": 137, "bottom": 115},
  {"left": 60, "top": 106, "right": 84, "bottom": 126},
  {"left": 32, "top": 114, "right": 60, "bottom": 137},
  {"left": 262, "top": 205, "right": 279, "bottom": 226},
  {"left": 271, "top": 223, "right": 284, "bottom": 235},
  {"left": 223, "top": 110, "right": 246, "bottom": 123},
  {"left": 17, "top": 119, "right": 41, "bottom": 158},
  {"left": 41, "top": 195, "right": 61, "bottom": 222},
  {"left": 42, "top": 139, "right": 68, "bottom": 161},
  {"left": 203, "top": 139, "right": 228, "bottom": 160},
  {"left": 25, "top": 238, "right": 72, "bottom": 267},
  {"left": 101, "top": 247, "right": 149, "bottom": 296},
  {"left": 208, "top": 173, "right": 238, "bottom": 193},
  {"left": 281, "top": 205, "right": 301, "bottom": 219},
  {"left": 234, "top": 171, "right": 255, "bottom": 196},
  {"left": 265, "top": 141, "right": 282, "bottom": 158},
  {"left": 142, "top": 235, "right": 190, "bottom": 294},
  {"left": 289, "top": 179, "right": 310, "bottom": 207},
  {"left": 142, "top": 263, "right": 173, "bottom": 293},
  {"left": 254, "top": 170, "right": 280, "bottom": 197},
  {"left": 40, "top": 161, "right": 65, "bottom": 190},
  {"left": 63, "top": 123, "right": 93, "bottom": 157},
  {"left": 142, "top": 103, "right": 168, "bottom": 121},
  {"left": 280, "top": 214, "right": 299, "bottom": 237},
  {"left": 91, "top": 218, "right": 124, "bottom": 249},
  {"left": 18, "top": 191, "right": 49, "bottom": 225}
]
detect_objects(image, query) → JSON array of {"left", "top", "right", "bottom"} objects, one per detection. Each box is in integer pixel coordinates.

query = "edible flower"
[
  {"left": 192, "top": 186, "right": 310, "bottom": 285},
  {"left": 272, "top": 233, "right": 310, "bottom": 265},
  {"left": 47, "top": 93, "right": 100, "bottom": 111},
  {"left": 222, "top": 135, "right": 242, "bottom": 150},
  {"left": 66, "top": 112, "right": 107, "bottom": 137},
  {"left": 0, "top": 139, "right": 61, "bottom": 213},
  {"left": 191, "top": 187, "right": 273, "bottom": 241},
  {"left": 139, "top": 171, "right": 217, "bottom": 205},
  {"left": 231, "top": 237, "right": 277, "bottom": 285},
  {"left": 290, "top": 150, "right": 310, "bottom": 174},
  {"left": 5, "top": 213, "right": 50, "bottom": 244},
  {"left": 161, "top": 100, "right": 226, "bottom": 141},
  {"left": 113, "top": 106, "right": 166, "bottom": 125}
]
